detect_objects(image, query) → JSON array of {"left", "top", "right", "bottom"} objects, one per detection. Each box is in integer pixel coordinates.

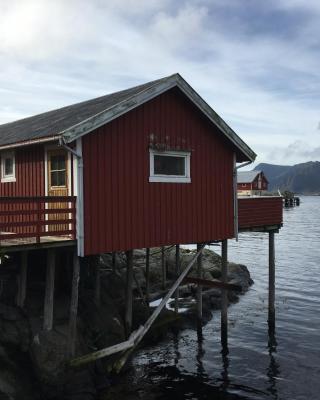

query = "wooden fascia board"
[{"left": 61, "top": 74, "right": 256, "bottom": 162}]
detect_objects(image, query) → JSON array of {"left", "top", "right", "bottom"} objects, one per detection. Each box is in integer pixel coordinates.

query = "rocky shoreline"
[{"left": 0, "top": 247, "right": 253, "bottom": 400}]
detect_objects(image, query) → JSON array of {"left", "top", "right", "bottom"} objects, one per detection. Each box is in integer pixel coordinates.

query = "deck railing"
[
  {"left": 0, "top": 196, "right": 77, "bottom": 246},
  {"left": 238, "top": 196, "right": 283, "bottom": 230}
]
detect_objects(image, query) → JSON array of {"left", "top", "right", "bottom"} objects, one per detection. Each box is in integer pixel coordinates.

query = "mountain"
[{"left": 254, "top": 161, "right": 320, "bottom": 194}]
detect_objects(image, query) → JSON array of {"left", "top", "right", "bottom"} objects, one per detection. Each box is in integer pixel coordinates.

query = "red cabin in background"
[{"left": 237, "top": 170, "right": 269, "bottom": 196}]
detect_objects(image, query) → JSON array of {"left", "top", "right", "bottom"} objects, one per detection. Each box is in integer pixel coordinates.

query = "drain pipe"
[
  {"left": 59, "top": 138, "right": 84, "bottom": 257},
  {"left": 234, "top": 158, "right": 253, "bottom": 240}
]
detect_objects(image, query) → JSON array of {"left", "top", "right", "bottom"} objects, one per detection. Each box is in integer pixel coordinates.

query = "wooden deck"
[
  {"left": 0, "top": 196, "right": 76, "bottom": 252},
  {"left": 0, "top": 195, "right": 283, "bottom": 252},
  {"left": 238, "top": 196, "right": 283, "bottom": 232}
]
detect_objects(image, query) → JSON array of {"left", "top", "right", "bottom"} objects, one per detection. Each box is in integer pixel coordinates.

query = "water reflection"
[{"left": 266, "top": 327, "right": 280, "bottom": 399}]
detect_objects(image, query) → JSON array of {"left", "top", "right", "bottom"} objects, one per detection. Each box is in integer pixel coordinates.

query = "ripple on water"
[{"left": 110, "top": 197, "right": 320, "bottom": 400}]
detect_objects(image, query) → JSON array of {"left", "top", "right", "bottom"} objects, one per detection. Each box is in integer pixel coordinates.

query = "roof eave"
[
  {"left": 61, "top": 73, "right": 256, "bottom": 162},
  {"left": 0, "top": 135, "right": 60, "bottom": 151}
]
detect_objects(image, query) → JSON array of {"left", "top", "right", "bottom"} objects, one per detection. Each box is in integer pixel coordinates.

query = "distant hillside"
[{"left": 254, "top": 161, "right": 320, "bottom": 194}]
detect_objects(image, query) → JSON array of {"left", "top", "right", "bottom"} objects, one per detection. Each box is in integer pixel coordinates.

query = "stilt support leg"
[
  {"left": 161, "top": 247, "right": 166, "bottom": 290},
  {"left": 43, "top": 249, "right": 56, "bottom": 331},
  {"left": 17, "top": 251, "right": 28, "bottom": 308},
  {"left": 268, "top": 231, "right": 275, "bottom": 329},
  {"left": 112, "top": 252, "right": 116, "bottom": 273},
  {"left": 68, "top": 249, "right": 80, "bottom": 357},
  {"left": 94, "top": 257, "right": 101, "bottom": 307},
  {"left": 174, "top": 245, "right": 180, "bottom": 314},
  {"left": 145, "top": 248, "right": 150, "bottom": 306},
  {"left": 196, "top": 243, "right": 203, "bottom": 323},
  {"left": 125, "top": 250, "right": 134, "bottom": 337},
  {"left": 221, "top": 240, "right": 228, "bottom": 346}
]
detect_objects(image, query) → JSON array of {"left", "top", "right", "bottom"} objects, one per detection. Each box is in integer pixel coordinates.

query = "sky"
[{"left": 0, "top": 0, "right": 320, "bottom": 166}]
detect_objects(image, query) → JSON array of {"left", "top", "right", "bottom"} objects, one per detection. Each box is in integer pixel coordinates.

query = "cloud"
[{"left": 0, "top": 0, "right": 320, "bottom": 165}]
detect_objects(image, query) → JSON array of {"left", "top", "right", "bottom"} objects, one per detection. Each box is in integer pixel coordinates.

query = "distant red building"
[{"left": 237, "top": 170, "right": 268, "bottom": 196}]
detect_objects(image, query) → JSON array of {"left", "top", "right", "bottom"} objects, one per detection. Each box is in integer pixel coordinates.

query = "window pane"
[
  {"left": 51, "top": 170, "right": 66, "bottom": 186},
  {"left": 154, "top": 155, "right": 186, "bottom": 176},
  {"left": 51, "top": 155, "right": 66, "bottom": 171},
  {"left": 4, "top": 157, "right": 13, "bottom": 176}
]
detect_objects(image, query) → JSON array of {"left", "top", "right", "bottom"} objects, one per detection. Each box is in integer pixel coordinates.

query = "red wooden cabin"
[
  {"left": 0, "top": 74, "right": 282, "bottom": 256},
  {"left": 0, "top": 73, "right": 284, "bottom": 351},
  {"left": 237, "top": 170, "right": 269, "bottom": 196}
]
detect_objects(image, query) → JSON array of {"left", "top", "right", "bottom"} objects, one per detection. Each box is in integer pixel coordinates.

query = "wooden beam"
[
  {"left": 145, "top": 248, "right": 150, "bottom": 305},
  {"left": 196, "top": 243, "right": 203, "bottom": 322},
  {"left": 268, "top": 231, "right": 275, "bottom": 329},
  {"left": 221, "top": 240, "right": 228, "bottom": 346},
  {"left": 68, "top": 249, "right": 80, "bottom": 357},
  {"left": 125, "top": 250, "right": 134, "bottom": 337},
  {"left": 43, "top": 249, "right": 55, "bottom": 331},
  {"left": 174, "top": 244, "right": 180, "bottom": 314},
  {"left": 114, "top": 244, "right": 207, "bottom": 372},
  {"left": 69, "top": 245, "right": 206, "bottom": 369},
  {"left": 161, "top": 247, "right": 166, "bottom": 290},
  {"left": 17, "top": 251, "right": 28, "bottom": 308},
  {"left": 183, "top": 277, "right": 241, "bottom": 291}
]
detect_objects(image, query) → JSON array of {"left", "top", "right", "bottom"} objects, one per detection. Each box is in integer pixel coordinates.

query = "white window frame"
[
  {"left": 1, "top": 151, "right": 16, "bottom": 183},
  {"left": 149, "top": 149, "right": 191, "bottom": 183}
]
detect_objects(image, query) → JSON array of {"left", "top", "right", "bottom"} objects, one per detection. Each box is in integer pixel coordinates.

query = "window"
[
  {"left": 1, "top": 151, "right": 16, "bottom": 182},
  {"left": 50, "top": 154, "right": 67, "bottom": 187},
  {"left": 149, "top": 150, "right": 191, "bottom": 183}
]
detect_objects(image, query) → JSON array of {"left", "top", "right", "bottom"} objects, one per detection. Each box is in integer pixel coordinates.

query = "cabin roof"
[
  {"left": 237, "top": 170, "right": 262, "bottom": 183},
  {"left": 0, "top": 73, "right": 256, "bottom": 161}
]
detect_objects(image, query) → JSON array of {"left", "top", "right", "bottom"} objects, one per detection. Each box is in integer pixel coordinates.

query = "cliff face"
[{"left": 255, "top": 161, "right": 320, "bottom": 194}]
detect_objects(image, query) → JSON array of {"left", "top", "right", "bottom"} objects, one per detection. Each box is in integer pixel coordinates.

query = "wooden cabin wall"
[
  {"left": 82, "top": 88, "right": 235, "bottom": 256},
  {"left": 0, "top": 144, "right": 45, "bottom": 196}
]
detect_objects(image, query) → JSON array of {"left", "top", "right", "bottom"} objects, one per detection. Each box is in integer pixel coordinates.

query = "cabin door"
[{"left": 47, "top": 149, "right": 69, "bottom": 233}]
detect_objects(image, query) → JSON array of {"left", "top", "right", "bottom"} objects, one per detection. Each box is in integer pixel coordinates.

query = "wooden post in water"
[
  {"left": 145, "top": 248, "right": 150, "bottom": 306},
  {"left": 68, "top": 248, "right": 80, "bottom": 357},
  {"left": 17, "top": 251, "right": 28, "bottom": 308},
  {"left": 197, "top": 243, "right": 203, "bottom": 323},
  {"left": 174, "top": 244, "right": 180, "bottom": 314},
  {"left": 161, "top": 247, "right": 166, "bottom": 290},
  {"left": 43, "top": 249, "right": 56, "bottom": 331},
  {"left": 125, "top": 250, "right": 134, "bottom": 337},
  {"left": 94, "top": 257, "right": 101, "bottom": 307},
  {"left": 268, "top": 231, "right": 275, "bottom": 329},
  {"left": 221, "top": 240, "right": 228, "bottom": 346}
]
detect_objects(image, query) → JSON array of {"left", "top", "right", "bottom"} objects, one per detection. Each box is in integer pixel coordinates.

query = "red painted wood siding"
[
  {"left": 82, "top": 88, "right": 235, "bottom": 256},
  {"left": 238, "top": 197, "right": 282, "bottom": 229},
  {"left": 0, "top": 145, "right": 45, "bottom": 197},
  {"left": 0, "top": 145, "right": 45, "bottom": 236}
]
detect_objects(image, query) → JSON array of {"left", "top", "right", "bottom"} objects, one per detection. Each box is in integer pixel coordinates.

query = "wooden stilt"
[
  {"left": 268, "top": 231, "right": 275, "bottom": 329},
  {"left": 69, "top": 244, "right": 206, "bottom": 369},
  {"left": 125, "top": 250, "right": 134, "bottom": 337},
  {"left": 43, "top": 249, "right": 56, "bottom": 331},
  {"left": 196, "top": 243, "right": 203, "bottom": 323},
  {"left": 112, "top": 252, "right": 116, "bottom": 273},
  {"left": 221, "top": 240, "right": 228, "bottom": 346},
  {"left": 68, "top": 249, "right": 80, "bottom": 357},
  {"left": 161, "top": 247, "right": 166, "bottom": 290},
  {"left": 145, "top": 248, "right": 150, "bottom": 305},
  {"left": 94, "top": 258, "right": 101, "bottom": 307},
  {"left": 174, "top": 245, "right": 180, "bottom": 314},
  {"left": 17, "top": 251, "right": 28, "bottom": 308}
]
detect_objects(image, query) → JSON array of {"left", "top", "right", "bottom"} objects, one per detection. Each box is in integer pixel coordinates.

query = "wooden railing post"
[{"left": 36, "top": 199, "right": 41, "bottom": 243}]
